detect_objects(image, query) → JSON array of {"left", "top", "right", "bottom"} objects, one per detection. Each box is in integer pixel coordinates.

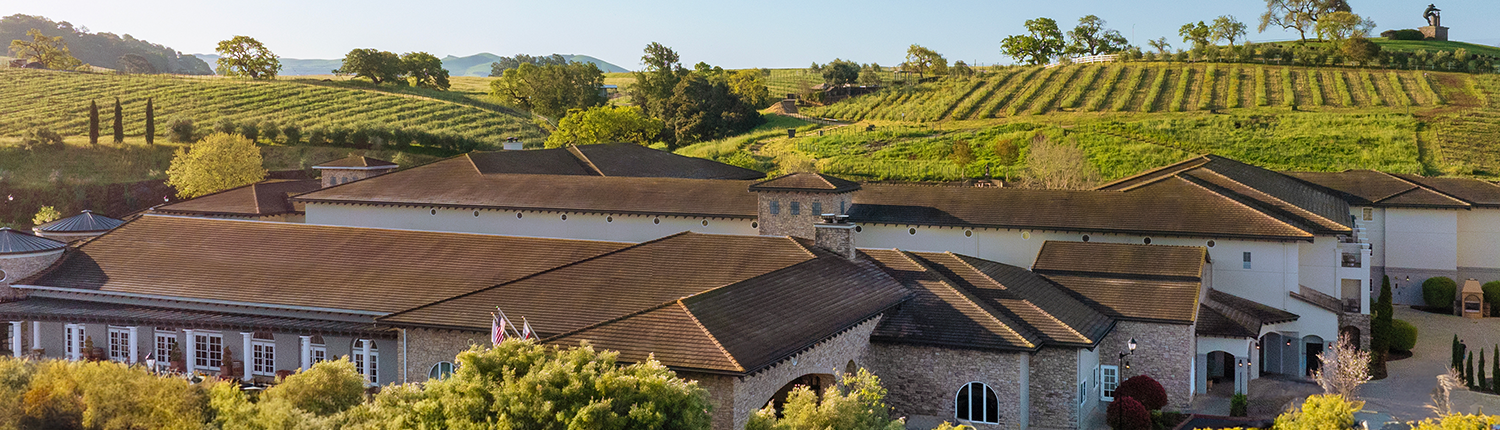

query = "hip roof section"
[
  {"left": 0, "top": 227, "right": 66, "bottom": 255},
  {"left": 1032, "top": 240, "right": 1207, "bottom": 324},
  {"left": 1098, "top": 155, "right": 1351, "bottom": 234},
  {"left": 1288, "top": 170, "right": 1500, "bottom": 208},
  {"left": 155, "top": 179, "right": 322, "bottom": 217},
  {"left": 33, "top": 210, "right": 125, "bottom": 233},
  {"left": 465, "top": 143, "right": 765, "bottom": 179}
]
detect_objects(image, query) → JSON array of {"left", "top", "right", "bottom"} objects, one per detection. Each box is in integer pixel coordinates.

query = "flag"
[
  {"left": 520, "top": 317, "right": 534, "bottom": 340},
  {"left": 491, "top": 312, "right": 507, "bottom": 345}
]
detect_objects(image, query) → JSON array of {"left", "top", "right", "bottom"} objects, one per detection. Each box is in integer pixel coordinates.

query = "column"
[
  {"left": 183, "top": 329, "right": 196, "bottom": 374},
  {"left": 241, "top": 332, "right": 253, "bottom": 382},
  {"left": 299, "top": 335, "right": 311, "bottom": 372},
  {"left": 9, "top": 322, "right": 21, "bottom": 358},
  {"left": 128, "top": 327, "right": 139, "bottom": 364},
  {"left": 360, "top": 339, "right": 373, "bottom": 383},
  {"left": 69, "top": 325, "right": 82, "bottom": 361},
  {"left": 31, "top": 322, "right": 39, "bottom": 356}
]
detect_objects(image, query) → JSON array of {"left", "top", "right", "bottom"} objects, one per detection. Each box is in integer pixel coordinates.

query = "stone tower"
[
  {"left": 748, "top": 172, "right": 860, "bottom": 239},
  {"left": 313, "top": 156, "right": 399, "bottom": 188}
]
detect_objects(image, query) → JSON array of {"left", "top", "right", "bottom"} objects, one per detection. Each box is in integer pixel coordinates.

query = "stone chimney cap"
[{"left": 821, "top": 213, "right": 851, "bottom": 224}]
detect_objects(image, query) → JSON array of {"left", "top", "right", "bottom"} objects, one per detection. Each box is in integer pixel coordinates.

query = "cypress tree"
[
  {"left": 1493, "top": 345, "right": 1499, "bottom": 393},
  {"left": 1482, "top": 350, "right": 1488, "bottom": 392},
  {"left": 112, "top": 97, "right": 124, "bottom": 143},
  {"left": 1454, "top": 335, "right": 1462, "bottom": 369},
  {"left": 88, "top": 100, "right": 99, "bottom": 144},
  {"left": 144, "top": 98, "right": 155, "bottom": 145},
  {"left": 1468, "top": 351, "right": 1476, "bottom": 388},
  {"left": 1371, "top": 275, "right": 1394, "bottom": 376}
]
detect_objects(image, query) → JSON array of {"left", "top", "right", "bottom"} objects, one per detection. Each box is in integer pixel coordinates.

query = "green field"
[{"left": 0, "top": 68, "right": 544, "bottom": 143}]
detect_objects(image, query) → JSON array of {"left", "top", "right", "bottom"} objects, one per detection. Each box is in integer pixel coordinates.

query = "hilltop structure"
[{"left": 3, "top": 144, "right": 1498, "bottom": 429}]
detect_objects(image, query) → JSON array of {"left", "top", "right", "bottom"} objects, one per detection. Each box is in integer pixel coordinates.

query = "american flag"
[{"left": 491, "top": 311, "right": 508, "bottom": 345}]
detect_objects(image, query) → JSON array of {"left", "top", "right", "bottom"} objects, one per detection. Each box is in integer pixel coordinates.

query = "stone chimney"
[
  {"left": 502, "top": 137, "right": 524, "bottom": 151},
  {"left": 748, "top": 172, "right": 860, "bottom": 239},
  {"left": 313, "top": 156, "right": 399, "bottom": 188},
  {"left": 814, "top": 214, "right": 857, "bottom": 259}
]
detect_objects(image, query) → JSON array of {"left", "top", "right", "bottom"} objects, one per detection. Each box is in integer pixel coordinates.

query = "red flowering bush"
[
  {"left": 1114, "top": 375, "right": 1168, "bottom": 410},
  {"left": 1107, "top": 396, "right": 1151, "bottom": 430}
]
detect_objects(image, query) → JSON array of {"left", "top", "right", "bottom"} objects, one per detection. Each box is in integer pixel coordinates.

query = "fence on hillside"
[{"left": 1046, "top": 54, "right": 1119, "bottom": 68}]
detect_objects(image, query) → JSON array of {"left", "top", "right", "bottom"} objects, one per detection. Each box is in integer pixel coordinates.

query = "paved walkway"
[{"left": 1359, "top": 307, "right": 1500, "bottom": 424}]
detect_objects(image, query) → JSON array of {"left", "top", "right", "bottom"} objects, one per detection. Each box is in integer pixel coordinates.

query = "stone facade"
[
  {"left": 1028, "top": 347, "right": 1081, "bottom": 429},
  {"left": 679, "top": 371, "right": 738, "bottom": 430},
  {"left": 755, "top": 190, "right": 853, "bottom": 239},
  {"left": 1338, "top": 312, "right": 1372, "bottom": 351},
  {"left": 320, "top": 167, "right": 396, "bottom": 188},
  {"left": 814, "top": 223, "right": 856, "bottom": 259},
  {"left": 864, "top": 342, "right": 1026, "bottom": 429},
  {"left": 0, "top": 250, "right": 64, "bottom": 287},
  {"left": 1379, "top": 267, "right": 1462, "bottom": 305},
  {"left": 1102, "top": 321, "right": 1196, "bottom": 409},
  {"left": 400, "top": 327, "right": 489, "bottom": 383},
  {"left": 727, "top": 317, "right": 881, "bottom": 429}
]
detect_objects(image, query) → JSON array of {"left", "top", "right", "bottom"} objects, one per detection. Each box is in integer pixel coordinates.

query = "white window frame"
[
  {"left": 429, "top": 361, "right": 456, "bottom": 381},
  {"left": 1361, "top": 207, "right": 1373, "bottom": 221},
  {"left": 194, "top": 331, "right": 223, "bottom": 370},
  {"left": 1243, "top": 251, "right": 1252, "bottom": 270},
  {"left": 1101, "top": 365, "right": 1120, "bottom": 401},
  {"left": 107, "top": 326, "right": 131, "bottom": 362},
  {"left": 251, "top": 339, "right": 276, "bottom": 376},
  {"left": 353, "top": 341, "right": 379, "bottom": 384},
  {"left": 954, "top": 381, "right": 1000, "bottom": 424},
  {"left": 65, "top": 323, "right": 85, "bottom": 360}
]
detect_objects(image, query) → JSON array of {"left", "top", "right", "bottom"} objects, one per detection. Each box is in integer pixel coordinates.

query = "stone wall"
[
  {"left": 678, "top": 371, "right": 738, "bottom": 430},
  {"left": 756, "top": 190, "right": 853, "bottom": 239},
  {"left": 0, "top": 250, "right": 64, "bottom": 289},
  {"left": 1338, "top": 312, "right": 1372, "bottom": 351},
  {"left": 729, "top": 317, "right": 880, "bottom": 429},
  {"left": 400, "top": 327, "right": 488, "bottom": 384},
  {"left": 1028, "top": 347, "right": 1080, "bottom": 429},
  {"left": 864, "top": 342, "right": 1025, "bottom": 429},
  {"left": 1101, "top": 321, "right": 1196, "bottom": 409},
  {"left": 320, "top": 168, "right": 395, "bottom": 188}
]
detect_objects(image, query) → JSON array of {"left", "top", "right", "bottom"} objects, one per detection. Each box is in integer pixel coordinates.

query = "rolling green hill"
[
  {"left": 2, "top": 14, "right": 212, "bottom": 74},
  {"left": 441, "top": 53, "right": 630, "bottom": 77},
  {"left": 0, "top": 67, "right": 543, "bottom": 143}
]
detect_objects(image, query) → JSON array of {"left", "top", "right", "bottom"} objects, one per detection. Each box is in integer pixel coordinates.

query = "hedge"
[
  {"left": 1423, "top": 277, "right": 1458, "bottom": 310},
  {"left": 1107, "top": 396, "right": 1151, "bottom": 430},
  {"left": 1390, "top": 319, "right": 1418, "bottom": 352},
  {"left": 1483, "top": 281, "right": 1500, "bottom": 317}
]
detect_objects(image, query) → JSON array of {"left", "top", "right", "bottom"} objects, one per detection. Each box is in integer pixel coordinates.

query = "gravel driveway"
[{"left": 1359, "top": 307, "right": 1500, "bottom": 423}]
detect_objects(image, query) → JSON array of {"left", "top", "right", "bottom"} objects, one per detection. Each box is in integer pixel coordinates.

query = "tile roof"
[
  {"left": 314, "top": 156, "right": 397, "bottom": 168},
  {"left": 294, "top": 157, "right": 761, "bottom": 218},
  {"left": 0, "top": 297, "right": 389, "bottom": 337},
  {"left": 865, "top": 250, "right": 1110, "bottom": 352},
  {"left": 1207, "top": 289, "right": 1298, "bottom": 325},
  {"left": 1098, "top": 155, "right": 1351, "bottom": 234},
  {"left": 1197, "top": 289, "right": 1298, "bottom": 338},
  {"left": 1032, "top": 241, "right": 1207, "bottom": 324},
  {"left": 1195, "top": 305, "right": 1258, "bottom": 338},
  {"left": 1288, "top": 170, "right": 1500, "bottom": 208},
  {"left": 33, "top": 210, "right": 125, "bottom": 233},
  {"left": 154, "top": 180, "right": 322, "bottom": 217},
  {"left": 850, "top": 180, "right": 1317, "bottom": 241},
  {"left": 469, "top": 143, "right": 765, "bottom": 179},
  {"left": 0, "top": 227, "right": 66, "bottom": 255},
  {"left": 749, "top": 173, "right": 861, "bottom": 193},
  {"left": 551, "top": 251, "right": 909, "bottom": 373},
  {"left": 22, "top": 215, "right": 628, "bottom": 313}
]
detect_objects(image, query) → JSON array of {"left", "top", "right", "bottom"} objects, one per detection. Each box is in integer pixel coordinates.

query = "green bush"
[
  {"left": 264, "top": 359, "right": 366, "bottom": 417},
  {"left": 168, "top": 118, "right": 195, "bottom": 143},
  {"left": 1230, "top": 393, "right": 1248, "bottom": 417},
  {"left": 1483, "top": 281, "right": 1500, "bottom": 317},
  {"left": 1275, "top": 394, "right": 1362, "bottom": 430},
  {"left": 1381, "top": 29, "right": 1425, "bottom": 41},
  {"left": 1423, "top": 277, "right": 1458, "bottom": 310},
  {"left": 1390, "top": 319, "right": 1418, "bottom": 352},
  {"left": 22, "top": 128, "right": 64, "bottom": 151}
]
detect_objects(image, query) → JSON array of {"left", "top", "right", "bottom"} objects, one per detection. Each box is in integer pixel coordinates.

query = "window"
[
  {"left": 155, "top": 330, "right": 178, "bottom": 368},
  {"left": 840, "top": 201, "right": 846, "bottom": 214},
  {"left": 790, "top": 201, "right": 800, "bottom": 215},
  {"left": 1101, "top": 365, "right": 1120, "bottom": 401},
  {"left": 353, "top": 340, "right": 379, "bottom": 384},
  {"left": 65, "top": 324, "right": 85, "bottom": 360},
  {"left": 1362, "top": 207, "right": 1373, "bottom": 221},
  {"left": 194, "top": 332, "right": 223, "bottom": 370},
  {"left": 812, "top": 202, "right": 822, "bottom": 215},
  {"left": 252, "top": 341, "right": 275, "bottom": 376},
  {"left": 1079, "top": 380, "right": 1087, "bottom": 406},
  {"left": 954, "top": 382, "right": 999, "bottom": 424},
  {"left": 310, "top": 335, "right": 327, "bottom": 365},
  {"left": 769, "top": 201, "right": 780, "bottom": 215},
  {"left": 1243, "top": 252, "right": 1252, "bottom": 269},
  {"left": 429, "top": 361, "right": 456, "bottom": 381},
  {"left": 108, "top": 327, "right": 131, "bottom": 362}
]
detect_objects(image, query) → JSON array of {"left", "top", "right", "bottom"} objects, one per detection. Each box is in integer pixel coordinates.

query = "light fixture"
[
  {"left": 1119, "top": 338, "right": 1138, "bottom": 369},
  {"left": 1128, "top": 338, "right": 1138, "bottom": 352},
  {"left": 144, "top": 354, "right": 157, "bottom": 375}
]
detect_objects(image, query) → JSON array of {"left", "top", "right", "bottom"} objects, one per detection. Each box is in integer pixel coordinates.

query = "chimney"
[
  {"left": 814, "top": 214, "right": 856, "bottom": 260},
  {"left": 503, "top": 137, "right": 524, "bottom": 151}
]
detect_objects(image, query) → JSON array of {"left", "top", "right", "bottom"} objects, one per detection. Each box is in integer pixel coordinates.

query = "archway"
[
  {"left": 766, "top": 373, "right": 835, "bottom": 414},
  {"left": 1207, "top": 351, "right": 1236, "bottom": 386},
  {"left": 1340, "top": 326, "right": 1361, "bottom": 349},
  {"left": 1304, "top": 335, "right": 1325, "bottom": 377}
]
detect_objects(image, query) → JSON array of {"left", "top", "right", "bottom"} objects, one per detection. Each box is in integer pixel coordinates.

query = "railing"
[
  {"left": 1342, "top": 298, "right": 1361, "bottom": 313},
  {"left": 1341, "top": 252, "right": 1362, "bottom": 268},
  {"left": 1046, "top": 54, "right": 1119, "bottom": 68}
]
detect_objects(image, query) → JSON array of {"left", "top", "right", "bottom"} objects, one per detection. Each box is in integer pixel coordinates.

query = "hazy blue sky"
[{"left": 12, "top": 0, "right": 1499, "bottom": 70}]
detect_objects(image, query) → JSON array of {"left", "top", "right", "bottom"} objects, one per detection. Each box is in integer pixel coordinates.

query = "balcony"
[{"left": 1341, "top": 252, "right": 1362, "bottom": 268}]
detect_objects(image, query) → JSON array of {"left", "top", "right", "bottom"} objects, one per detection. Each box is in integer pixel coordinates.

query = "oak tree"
[
  {"left": 165, "top": 132, "right": 267, "bottom": 198},
  {"left": 489, "top": 61, "right": 606, "bottom": 120},
  {"left": 336, "top": 48, "right": 402, "bottom": 84},
  {"left": 1211, "top": 15, "right": 1249, "bottom": 47},
  {"left": 7, "top": 28, "right": 81, "bottom": 70},
  {"left": 903, "top": 44, "right": 948, "bottom": 77},
  {"left": 1001, "top": 18, "right": 1065, "bottom": 65},
  {"left": 545, "top": 105, "right": 664, "bottom": 148},
  {"left": 1258, "top": 0, "right": 1348, "bottom": 42},
  {"left": 1065, "top": 15, "right": 1130, "bottom": 56},
  {"left": 727, "top": 69, "right": 773, "bottom": 108},
  {"left": 214, "top": 35, "right": 280, "bottom": 79},
  {"left": 401, "top": 51, "right": 450, "bottom": 90}
]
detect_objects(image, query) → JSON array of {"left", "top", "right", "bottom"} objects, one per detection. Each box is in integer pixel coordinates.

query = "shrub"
[
  {"left": 238, "top": 123, "right": 259, "bottom": 142},
  {"left": 1382, "top": 29, "right": 1425, "bottom": 41},
  {"left": 168, "top": 118, "right": 195, "bottom": 143},
  {"left": 1483, "top": 281, "right": 1500, "bottom": 317},
  {"left": 32, "top": 206, "right": 61, "bottom": 226},
  {"left": 1275, "top": 394, "right": 1362, "bottom": 429},
  {"left": 307, "top": 128, "right": 327, "bottom": 146},
  {"left": 263, "top": 359, "right": 365, "bottom": 416},
  {"left": 1107, "top": 396, "right": 1151, "bottom": 430},
  {"left": 1230, "top": 393, "right": 1248, "bottom": 417},
  {"left": 1114, "top": 375, "right": 1168, "bottom": 411},
  {"left": 166, "top": 133, "right": 268, "bottom": 198},
  {"left": 1390, "top": 319, "right": 1418, "bottom": 352},
  {"left": 22, "top": 128, "right": 64, "bottom": 151},
  {"left": 261, "top": 121, "right": 280, "bottom": 143},
  {"left": 9, "top": 359, "right": 207, "bottom": 429},
  {"left": 1423, "top": 277, "right": 1458, "bottom": 310},
  {"left": 282, "top": 124, "right": 302, "bottom": 145},
  {"left": 215, "top": 119, "right": 237, "bottom": 135}
]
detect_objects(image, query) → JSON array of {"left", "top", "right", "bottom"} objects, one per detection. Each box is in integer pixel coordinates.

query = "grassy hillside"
[{"left": 0, "top": 68, "right": 544, "bottom": 143}]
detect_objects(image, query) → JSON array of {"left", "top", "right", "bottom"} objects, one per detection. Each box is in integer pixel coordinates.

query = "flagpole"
[{"left": 496, "top": 307, "right": 522, "bottom": 338}]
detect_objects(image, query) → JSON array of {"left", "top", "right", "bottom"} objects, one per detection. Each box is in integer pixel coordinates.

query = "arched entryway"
[
  {"left": 1340, "top": 326, "right": 1361, "bottom": 350},
  {"left": 766, "top": 373, "right": 836, "bottom": 414},
  {"left": 1304, "top": 335, "right": 1325, "bottom": 377},
  {"left": 1207, "top": 351, "right": 1236, "bottom": 387}
]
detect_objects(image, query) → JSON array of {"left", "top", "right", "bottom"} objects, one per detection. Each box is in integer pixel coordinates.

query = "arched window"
[
  {"left": 309, "top": 335, "right": 327, "bottom": 364},
  {"left": 429, "top": 361, "right": 456, "bottom": 381},
  {"left": 955, "top": 382, "right": 999, "bottom": 424},
  {"left": 352, "top": 339, "right": 379, "bottom": 383}
]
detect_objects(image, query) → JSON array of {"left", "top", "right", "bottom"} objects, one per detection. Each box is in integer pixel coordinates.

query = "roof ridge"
[
  {"left": 898, "top": 251, "right": 1035, "bottom": 349},
  {"left": 946, "top": 252, "right": 1093, "bottom": 343},
  {"left": 565, "top": 145, "right": 607, "bottom": 177},
  {"left": 1094, "top": 155, "right": 1209, "bottom": 191},
  {"left": 1382, "top": 186, "right": 1472, "bottom": 207},
  {"left": 674, "top": 300, "right": 745, "bottom": 372},
  {"left": 378, "top": 231, "right": 696, "bottom": 321},
  {"left": 1169, "top": 176, "right": 1318, "bottom": 238},
  {"left": 1387, "top": 173, "right": 1479, "bottom": 206},
  {"left": 1182, "top": 169, "right": 1349, "bottom": 232}
]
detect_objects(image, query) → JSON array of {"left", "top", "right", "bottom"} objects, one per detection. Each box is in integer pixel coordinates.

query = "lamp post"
[
  {"left": 145, "top": 354, "right": 157, "bottom": 376},
  {"left": 1119, "top": 337, "right": 1138, "bottom": 369}
]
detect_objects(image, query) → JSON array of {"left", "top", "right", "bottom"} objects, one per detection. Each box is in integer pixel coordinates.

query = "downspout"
[{"left": 401, "top": 328, "right": 408, "bottom": 383}]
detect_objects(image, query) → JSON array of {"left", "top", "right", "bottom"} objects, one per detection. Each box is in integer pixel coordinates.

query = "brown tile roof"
[
  {"left": 154, "top": 180, "right": 322, "bottom": 217},
  {"left": 1196, "top": 306, "right": 1258, "bottom": 338},
  {"left": 1198, "top": 289, "right": 1298, "bottom": 338},
  {"left": 467, "top": 143, "right": 765, "bottom": 179},
  {"left": 1032, "top": 241, "right": 1206, "bottom": 324},
  {"left": 33, "top": 210, "right": 125, "bottom": 233},
  {"left": 0, "top": 227, "right": 65, "bottom": 255},
  {"left": 294, "top": 157, "right": 761, "bottom": 218},
  {"left": 1098, "top": 155, "right": 1351, "bottom": 234},
  {"left": 22, "top": 215, "right": 628, "bottom": 313},
  {"left": 1282, "top": 171, "right": 1420, "bottom": 205},
  {"left": 851, "top": 179, "right": 1317, "bottom": 241},
  {"left": 1289, "top": 170, "right": 1500, "bottom": 208},
  {"left": 865, "top": 250, "right": 1111, "bottom": 352},
  {"left": 1207, "top": 289, "right": 1298, "bottom": 325},
  {"left": 1032, "top": 241, "right": 1206, "bottom": 279},
  {"left": 314, "top": 156, "right": 397, "bottom": 168},
  {"left": 749, "top": 173, "right": 861, "bottom": 193},
  {"left": 0, "top": 297, "right": 389, "bottom": 337},
  {"left": 1392, "top": 175, "right": 1500, "bottom": 207},
  {"left": 551, "top": 251, "right": 909, "bottom": 373}
]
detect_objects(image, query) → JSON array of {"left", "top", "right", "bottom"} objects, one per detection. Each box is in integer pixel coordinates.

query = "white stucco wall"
[
  {"left": 1359, "top": 207, "right": 1386, "bottom": 269},
  {"left": 1076, "top": 346, "right": 1103, "bottom": 426},
  {"left": 1458, "top": 208, "right": 1500, "bottom": 272},
  {"left": 304, "top": 203, "right": 757, "bottom": 242},
  {"left": 1385, "top": 208, "right": 1458, "bottom": 271},
  {"left": 1298, "top": 237, "right": 1339, "bottom": 298}
]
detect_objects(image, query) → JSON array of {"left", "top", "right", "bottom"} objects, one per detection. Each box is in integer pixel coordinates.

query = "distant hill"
[
  {"left": 441, "top": 53, "right": 631, "bottom": 76},
  {"left": 192, "top": 54, "right": 343, "bottom": 76},
  {"left": 1, "top": 14, "right": 212, "bottom": 74}
]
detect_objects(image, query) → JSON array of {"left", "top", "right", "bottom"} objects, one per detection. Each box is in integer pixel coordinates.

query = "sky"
[{"left": 11, "top": 0, "right": 1500, "bottom": 70}]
